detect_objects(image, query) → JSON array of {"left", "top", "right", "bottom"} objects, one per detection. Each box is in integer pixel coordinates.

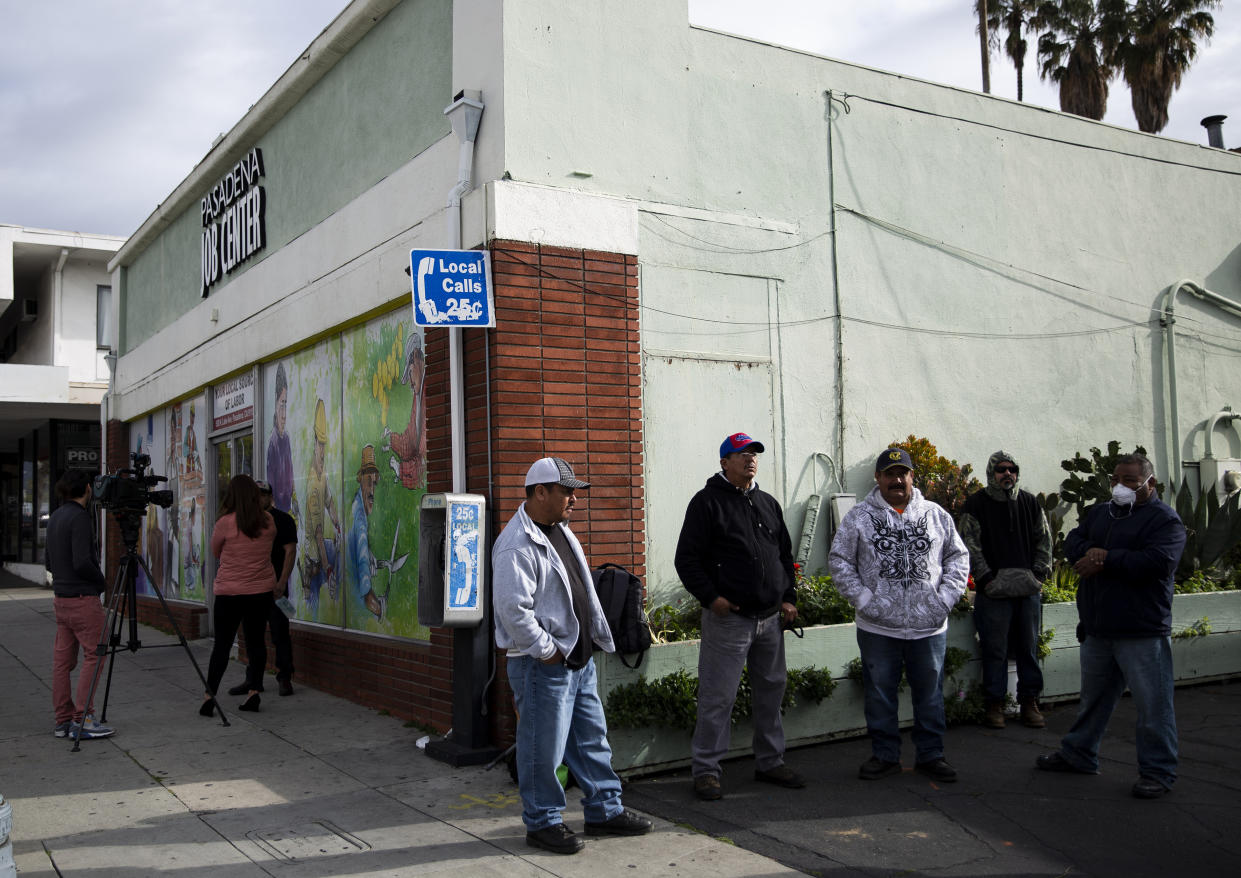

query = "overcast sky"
[{"left": 2, "top": 1, "right": 1235, "bottom": 238}]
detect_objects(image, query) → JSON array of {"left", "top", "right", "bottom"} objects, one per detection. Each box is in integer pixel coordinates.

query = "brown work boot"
[
  {"left": 1020, "top": 698, "right": 1046, "bottom": 728},
  {"left": 983, "top": 702, "right": 1006, "bottom": 729},
  {"left": 364, "top": 589, "right": 386, "bottom": 621}
]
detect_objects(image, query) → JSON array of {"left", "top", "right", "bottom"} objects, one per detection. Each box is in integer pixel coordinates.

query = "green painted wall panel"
[{"left": 122, "top": 0, "right": 452, "bottom": 352}]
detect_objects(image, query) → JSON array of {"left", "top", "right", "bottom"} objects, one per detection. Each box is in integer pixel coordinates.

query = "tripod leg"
[
  {"left": 136, "top": 552, "right": 230, "bottom": 727},
  {"left": 71, "top": 560, "right": 128, "bottom": 752}
]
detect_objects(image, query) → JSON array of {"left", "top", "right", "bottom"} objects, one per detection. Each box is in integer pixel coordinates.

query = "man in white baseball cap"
[{"left": 492, "top": 457, "right": 652, "bottom": 854}]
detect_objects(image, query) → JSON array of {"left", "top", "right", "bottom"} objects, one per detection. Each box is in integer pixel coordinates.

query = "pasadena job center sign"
[
  {"left": 410, "top": 249, "right": 495, "bottom": 328},
  {"left": 201, "top": 148, "right": 267, "bottom": 297}
]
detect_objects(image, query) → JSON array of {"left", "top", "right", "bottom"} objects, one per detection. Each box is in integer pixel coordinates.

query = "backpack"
[{"left": 591, "top": 562, "right": 652, "bottom": 668}]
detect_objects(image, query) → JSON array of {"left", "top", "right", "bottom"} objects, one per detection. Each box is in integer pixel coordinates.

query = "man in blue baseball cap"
[{"left": 675, "top": 432, "right": 803, "bottom": 801}]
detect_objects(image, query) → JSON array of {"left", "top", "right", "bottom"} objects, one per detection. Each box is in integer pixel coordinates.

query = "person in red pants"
[{"left": 46, "top": 469, "right": 115, "bottom": 740}]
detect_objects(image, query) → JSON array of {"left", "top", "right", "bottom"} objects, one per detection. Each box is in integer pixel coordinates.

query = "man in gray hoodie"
[
  {"left": 959, "top": 451, "right": 1052, "bottom": 729},
  {"left": 829, "top": 448, "right": 969, "bottom": 782}
]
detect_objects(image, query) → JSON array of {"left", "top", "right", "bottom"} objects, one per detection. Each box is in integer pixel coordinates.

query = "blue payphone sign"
[
  {"left": 410, "top": 249, "right": 495, "bottom": 328},
  {"left": 447, "top": 501, "right": 482, "bottom": 611}
]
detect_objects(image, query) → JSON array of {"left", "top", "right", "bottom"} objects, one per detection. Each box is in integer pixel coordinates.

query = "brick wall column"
[{"left": 426, "top": 239, "right": 644, "bottom": 747}]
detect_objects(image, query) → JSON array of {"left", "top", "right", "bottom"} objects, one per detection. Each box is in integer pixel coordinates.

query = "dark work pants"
[{"left": 268, "top": 601, "right": 294, "bottom": 683}]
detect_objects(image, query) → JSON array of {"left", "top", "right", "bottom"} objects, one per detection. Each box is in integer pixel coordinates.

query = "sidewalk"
[{"left": 0, "top": 573, "right": 795, "bottom": 878}]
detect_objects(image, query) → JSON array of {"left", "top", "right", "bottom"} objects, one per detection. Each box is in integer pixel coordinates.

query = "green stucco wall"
[{"left": 121, "top": 0, "right": 451, "bottom": 353}]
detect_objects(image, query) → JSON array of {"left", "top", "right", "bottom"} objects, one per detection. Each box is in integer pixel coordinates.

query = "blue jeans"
[
  {"left": 973, "top": 592, "right": 1043, "bottom": 703},
  {"left": 856, "top": 628, "right": 947, "bottom": 764},
  {"left": 692, "top": 609, "right": 787, "bottom": 777},
  {"left": 506, "top": 655, "right": 623, "bottom": 831},
  {"left": 1058, "top": 635, "right": 1178, "bottom": 787}
]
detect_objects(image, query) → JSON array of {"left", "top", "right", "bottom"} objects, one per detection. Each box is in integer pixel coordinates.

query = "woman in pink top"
[{"left": 201, "top": 475, "right": 276, "bottom": 716}]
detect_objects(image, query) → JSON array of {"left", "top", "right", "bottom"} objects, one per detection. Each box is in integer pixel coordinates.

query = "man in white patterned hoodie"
[{"left": 829, "top": 447, "right": 970, "bottom": 783}]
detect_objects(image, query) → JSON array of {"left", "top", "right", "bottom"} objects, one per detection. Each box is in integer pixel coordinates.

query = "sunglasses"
[{"left": 994, "top": 465, "right": 1018, "bottom": 474}]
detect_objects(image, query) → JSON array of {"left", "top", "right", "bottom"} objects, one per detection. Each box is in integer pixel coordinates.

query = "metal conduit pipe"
[
  {"left": 443, "top": 91, "right": 484, "bottom": 493},
  {"left": 1160, "top": 279, "right": 1241, "bottom": 481},
  {"left": 1203, "top": 408, "right": 1241, "bottom": 461}
]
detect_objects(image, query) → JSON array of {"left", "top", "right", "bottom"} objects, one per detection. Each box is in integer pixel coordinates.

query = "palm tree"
[
  {"left": 978, "top": 0, "right": 993, "bottom": 93},
  {"left": 1032, "top": 0, "right": 1121, "bottom": 120},
  {"left": 977, "top": 0, "right": 1040, "bottom": 101},
  {"left": 1111, "top": 0, "right": 1218, "bottom": 133}
]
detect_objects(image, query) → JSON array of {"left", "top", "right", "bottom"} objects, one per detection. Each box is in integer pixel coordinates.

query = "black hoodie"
[{"left": 675, "top": 473, "right": 797, "bottom": 614}]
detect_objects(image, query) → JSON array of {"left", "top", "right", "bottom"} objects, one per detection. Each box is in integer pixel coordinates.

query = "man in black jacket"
[
  {"left": 45, "top": 469, "right": 115, "bottom": 740},
  {"left": 675, "top": 432, "right": 803, "bottom": 801},
  {"left": 1036, "top": 453, "right": 1186, "bottom": 799},
  {"left": 960, "top": 451, "right": 1052, "bottom": 729}
]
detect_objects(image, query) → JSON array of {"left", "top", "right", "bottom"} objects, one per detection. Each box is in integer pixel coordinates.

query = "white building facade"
[{"left": 105, "top": 0, "right": 1241, "bottom": 730}]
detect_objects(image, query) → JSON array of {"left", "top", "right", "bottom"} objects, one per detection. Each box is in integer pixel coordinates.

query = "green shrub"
[
  {"left": 605, "top": 665, "right": 837, "bottom": 730},
  {"left": 891, "top": 435, "right": 983, "bottom": 520}
]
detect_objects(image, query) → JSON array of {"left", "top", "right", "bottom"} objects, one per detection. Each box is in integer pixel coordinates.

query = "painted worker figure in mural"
[
  {"left": 183, "top": 500, "right": 202, "bottom": 594},
  {"left": 266, "top": 363, "right": 294, "bottom": 512},
  {"left": 226, "top": 480, "right": 298, "bottom": 698},
  {"left": 46, "top": 469, "right": 115, "bottom": 740},
  {"left": 1036, "top": 453, "right": 1187, "bottom": 800},
  {"left": 493, "top": 457, "right": 652, "bottom": 855},
  {"left": 168, "top": 405, "right": 182, "bottom": 477},
  {"left": 183, "top": 403, "right": 201, "bottom": 474},
  {"left": 144, "top": 501, "right": 165, "bottom": 594},
  {"left": 382, "top": 332, "right": 426, "bottom": 489},
  {"left": 348, "top": 445, "right": 388, "bottom": 622},
  {"left": 959, "top": 451, "right": 1052, "bottom": 730},
  {"left": 674, "top": 432, "right": 804, "bottom": 802},
  {"left": 829, "top": 447, "right": 969, "bottom": 784},
  {"left": 301, "top": 398, "right": 341, "bottom": 613}
]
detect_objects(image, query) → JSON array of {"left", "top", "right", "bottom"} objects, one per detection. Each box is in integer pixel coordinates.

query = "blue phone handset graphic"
[{"left": 415, "top": 256, "right": 447, "bottom": 324}]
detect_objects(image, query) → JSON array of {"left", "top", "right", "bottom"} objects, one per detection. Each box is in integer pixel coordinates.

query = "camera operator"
[{"left": 46, "top": 469, "right": 116, "bottom": 740}]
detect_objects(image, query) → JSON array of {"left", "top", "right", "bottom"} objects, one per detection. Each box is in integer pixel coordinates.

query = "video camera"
[{"left": 93, "top": 452, "right": 174, "bottom": 514}]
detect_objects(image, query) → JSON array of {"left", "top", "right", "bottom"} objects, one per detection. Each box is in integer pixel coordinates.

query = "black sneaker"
[
  {"left": 754, "top": 765, "right": 806, "bottom": 788},
  {"left": 858, "top": 757, "right": 901, "bottom": 780},
  {"left": 1035, "top": 752, "right": 1096, "bottom": 774},
  {"left": 584, "top": 809, "right": 653, "bottom": 836},
  {"left": 1132, "top": 777, "right": 1171, "bottom": 799},
  {"left": 227, "top": 682, "right": 264, "bottom": 696},
  {"left": 526, "top": 822, "right": 584, "bottom": 854},
  {"left": 915, "top": 758, "right": 958, "bottom": 783},
  {"left": 278, "top": 680, "right": 294, "bottom": 697}
]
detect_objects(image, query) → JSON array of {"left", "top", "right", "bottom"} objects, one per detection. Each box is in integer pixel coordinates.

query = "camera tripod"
[{"left": 72, "top": 515, "right": 227, "bottom": 750}]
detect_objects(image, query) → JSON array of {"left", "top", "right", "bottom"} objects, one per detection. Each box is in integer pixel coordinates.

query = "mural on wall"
[
  {"left": 341, "top": 314, "right": 427, "bottom": 638},
  {"left": 177, "top": 397, "right": 208, "bottom": 602},
  {"left": 265, "top": 337, "right": 345, "bottom": 627},
  {"left": 126, "top": 402, "right": 203, "bottom": 603},
  {"left": 129, "top": 415, "right": 160, "bottom": 596}
]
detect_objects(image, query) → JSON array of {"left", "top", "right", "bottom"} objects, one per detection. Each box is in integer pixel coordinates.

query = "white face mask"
[{"left": 1111, "top": 478, "right": 1149, "bottom": 506}]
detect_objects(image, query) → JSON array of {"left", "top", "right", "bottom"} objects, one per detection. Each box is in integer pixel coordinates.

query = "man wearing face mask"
[
  {"left": 960, "top": 452, "right": 1053, "bottom": 730},
  {"left": 1036, "top": 453, "right": 1186, "bottom": 799}
]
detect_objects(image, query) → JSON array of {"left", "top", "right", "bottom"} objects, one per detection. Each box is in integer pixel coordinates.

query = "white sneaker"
[{"left": 70, "top": 714, "right": 116, "bottom": 739}]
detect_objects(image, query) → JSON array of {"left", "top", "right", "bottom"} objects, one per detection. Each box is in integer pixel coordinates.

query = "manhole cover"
[{"left": 246, "top": 820, "right": 370, "bottom": 861}]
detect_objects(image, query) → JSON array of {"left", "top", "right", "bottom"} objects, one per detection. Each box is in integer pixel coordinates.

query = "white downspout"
[
  {"left": 1160, "top": 279, "right": 1241, "bottom": 482},
  {"left": 53, "top": 249, "right": 69, "bottom": 367},
  {"left": 443, "top": 91, "right": 484, "bottom": 494}
]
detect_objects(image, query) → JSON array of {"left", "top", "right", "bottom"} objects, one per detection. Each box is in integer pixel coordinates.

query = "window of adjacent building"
[{"left": 96, "top": 285, "right": 112, "bottom": 349}]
